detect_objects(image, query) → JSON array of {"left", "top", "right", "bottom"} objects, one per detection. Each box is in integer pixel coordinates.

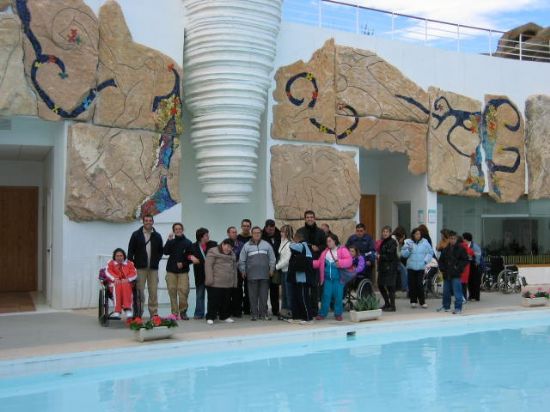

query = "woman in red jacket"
[
  {"left": 105, "top": 248, "right": 137, "bottom": 318},
  {"left": 459, "top": 237, "right": 475, "bottom": 303},
  {"left": 313, "top": 234, "right": 353, "bottom": 321}
]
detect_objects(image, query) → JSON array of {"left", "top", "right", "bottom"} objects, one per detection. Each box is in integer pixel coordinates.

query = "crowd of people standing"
[{"left": 103, "top": 211, "right": 484, "bottom": 322}]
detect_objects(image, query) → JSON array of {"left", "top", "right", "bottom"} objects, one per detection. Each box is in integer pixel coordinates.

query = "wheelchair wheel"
[
  {"left": 432, "top": 272, "right": 443, "bottom": 298},
  {"left": 98, "top": 288, "right": 109, "bottom": 327},
  {"left": 356, "top": 278, "right": 373, "bottom": 300}
]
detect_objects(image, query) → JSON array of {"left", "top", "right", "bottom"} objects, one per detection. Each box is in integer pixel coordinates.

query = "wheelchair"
[
  {"left": 344, "top": 276, "right": 374, "bottom": 311},
  {"left": 424, "top": 267, "right": 443, "bottom": 298},
  {"left": 98, "top": 268, "right": 142, "bottom": 327}
]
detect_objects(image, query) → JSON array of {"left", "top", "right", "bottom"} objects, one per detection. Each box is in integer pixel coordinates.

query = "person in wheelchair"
[{"left": 105, "top": 248, "right": 137, "bottom": 319}]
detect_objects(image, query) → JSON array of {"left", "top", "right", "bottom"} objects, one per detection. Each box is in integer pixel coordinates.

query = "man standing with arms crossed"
[
  {"left": 128, "top": 214, "right": 164, "bottom": 318},
  {"left": 296, "top": 210, "right": 326, "bottom": 317}
]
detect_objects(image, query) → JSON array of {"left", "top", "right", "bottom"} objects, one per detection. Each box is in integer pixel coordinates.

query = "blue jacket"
[{"left": 401, "top": 238, "right": 433, "bottom": 271}]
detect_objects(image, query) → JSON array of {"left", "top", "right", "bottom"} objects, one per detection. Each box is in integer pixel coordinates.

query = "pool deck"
[{"left": 1, "top": 292, "right": 549, "bottom": 361}]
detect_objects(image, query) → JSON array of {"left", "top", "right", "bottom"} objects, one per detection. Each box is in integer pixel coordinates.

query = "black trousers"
[
  {"left": 269, "top": 279, "right": 280, "bottom": 316},
  {"left": 407, "top": 269, "right": 425, "bottom": 305},
  {"left": 379, "top": 285, "right": 396, "bottom": 309},
  {"left": 309, "top": 270, "right": 320, "bottom": 317},
  {"left": 206, "top": 286, "right": 231, "bottom": 321},
  {"left": 292, "top": 283, "right": 313, "bottom": 321},
  {"left": 230, "top": 272, "right": 244, "bottom": 317},
  {"left": 468, "top": 263, "right": 481, "bottom": 300}
]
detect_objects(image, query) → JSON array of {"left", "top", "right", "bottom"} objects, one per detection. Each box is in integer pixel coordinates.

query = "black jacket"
[
  {"left": 296, "top": 223, "right": 326, "bottom": 259},
  {"left": 262, "top": 228, "right": 281, "bottom": 260},
  {"left": 287, "top": 243, "right": 316, "bottom": 286},
  {"left": 378, "top": 236, "right": 399, "bottom": 286},
  {"left": 190, "top": 240, "right": 218, "bottom": 285},
  {"left": 163, "top": 235, "right": 193, "bottom": 274},
  {"left": 128, "top": 227, "right": 163, "bottom": 269},
  {"left": 439, "top": 243, "right": 469, "bottom": 280}
]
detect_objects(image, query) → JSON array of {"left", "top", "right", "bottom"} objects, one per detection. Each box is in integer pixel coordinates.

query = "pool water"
[{"left": 2, "top": 313, "right": 550, "bottom": 411}]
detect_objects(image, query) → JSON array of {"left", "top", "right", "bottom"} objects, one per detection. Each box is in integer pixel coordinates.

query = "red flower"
[
  {"left": 152, "top": 316, "right": 162, "bottom": 326},
  {"left": 170, "top": 107, "right": 178, "bottom": 115}
]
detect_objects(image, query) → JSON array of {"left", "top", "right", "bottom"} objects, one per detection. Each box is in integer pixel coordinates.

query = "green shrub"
[{"left": 353, "top": 294, "right": 380, "bottom": 311}]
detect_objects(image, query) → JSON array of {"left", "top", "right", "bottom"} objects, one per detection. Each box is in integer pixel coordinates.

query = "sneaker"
[
  {"left": 421, "top": 303, "right": 428, "bottom": 309},
  {"left": 437, "top": 306, "right": 450, "bottom": 312},
  {"left": 180, "top": 312, "right": 189, "bottom": 321},
  {"left": 452, "top": 309, "right": 462, "bottom": 315},
  {"left": 124, "top": 309, "right": 133, "bottom": 318},
  {"left": 110, "top": 312, "right": 121, "bottom": 319},
  {"left": 299, "top": 320, "right": 314, "bottom": 325},
  {"left": 410, "top": 303, "right": 417, "bottom": 308},
  {"left": 315, "top": 315, "right": 325, "bottom": 320},
  {"left": 463, "top": 298, "right": 467, "bottom": 304},
  {"left": 207, "top": 319, "right": 214, "bottom": 325},
  {"left": 263, "top": 316, "right": 272, "bottom": 321},
  {"left": 224, "top": 318, "right": 235, "bottom": 323},
  {"left": 335, "top": 315, "right": 343, "bottom": 321},
  {"left": 250, "top": 316, "right": 257, "bottom": 321}
]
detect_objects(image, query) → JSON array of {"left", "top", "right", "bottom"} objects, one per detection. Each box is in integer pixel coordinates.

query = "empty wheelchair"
[{"left": 98, "top": 268, "right": 142, "bottom": 327}]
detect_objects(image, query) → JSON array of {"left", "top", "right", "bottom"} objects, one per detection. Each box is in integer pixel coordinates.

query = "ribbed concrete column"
[{"left": 183, "top": 0, "right": 282, "bottom": 203}]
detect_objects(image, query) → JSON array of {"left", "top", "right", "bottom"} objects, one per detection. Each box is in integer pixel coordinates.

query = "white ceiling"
[{"left": 0, "top": 145, "right": 51, "bottom": 161}]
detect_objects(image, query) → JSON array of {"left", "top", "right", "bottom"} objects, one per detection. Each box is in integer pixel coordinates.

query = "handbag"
[{"left": 271, "top": 269, "right": 281, "bottom": 285}]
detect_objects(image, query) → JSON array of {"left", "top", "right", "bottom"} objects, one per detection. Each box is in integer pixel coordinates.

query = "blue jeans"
[
  {"left": 399, "top": 263, "right": 408, "bottom": 291},
  {"left": 281, "top": 271, "right": 293, "bottom": 311},
  {"left": 194, "top": 283, "right": 205, "bottom": 318},
  {"left": 443, "top": 277, "right": 463, "bottom": 311},
  {"left": 320, "top": 277, "right": 344, "bottom": 317}
]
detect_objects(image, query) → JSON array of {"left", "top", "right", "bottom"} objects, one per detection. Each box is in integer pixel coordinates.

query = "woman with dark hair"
[
  {"left": 378, "top": 226, "right": 399, "bottom": 311},
  {"left": 314, "top": 234, "right": 353, "bottom": 321},
  {"left": 204, "top": 239, "right": 238, "bottom": 325},
  {"left": 276, "top": 224, "right": 294, "bottom": 319},
  {"left": 105, "top": 248, "right": 137, "bottom": 318},
  {"left": 418, "top": 224, "right": 433, "bottom": 246},
  {"left": 188, "top": 228, "right": 217, "bottom": 319},
  {"left": 401, "top": 228, "right": 433, "bottom": 308}
]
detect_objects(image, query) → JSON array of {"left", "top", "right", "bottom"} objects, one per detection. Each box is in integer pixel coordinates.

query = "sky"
[{"left": 345, "top": 0, "right": 550, "bottom": 31}]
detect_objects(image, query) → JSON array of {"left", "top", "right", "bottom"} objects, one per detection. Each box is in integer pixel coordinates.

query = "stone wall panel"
[
  {"left": 0, "top": 15, "right": 37, "bottom": 116},
  {"left": 272, "top": 39, "right": 336, "bottom": 143},
  {"left": 94, "top": 0, "right": 183, "bottom": 134},
  {"left": 427, "top": 87, "right": 483, "bottom": 196},
  {"left": 525, "top": 94, "right": 550, "bottom": 199},
  {"left": 484, "top": 95, "right": 525, "bottom": 203},
  {"left": 271, "top": 144, "right": 360, "bottom": 220},
  {"left": 66, "top": 123, "right": 180, "bottom": 222}
]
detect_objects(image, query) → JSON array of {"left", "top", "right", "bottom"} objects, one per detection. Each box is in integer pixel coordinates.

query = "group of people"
[{"left": 102, "top": 211, "right": 483, "bottom": 323}]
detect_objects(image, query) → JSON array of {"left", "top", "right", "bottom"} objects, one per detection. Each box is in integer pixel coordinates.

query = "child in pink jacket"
[{"left": 313, "top": 234, "right": 353, "bottom": 321}]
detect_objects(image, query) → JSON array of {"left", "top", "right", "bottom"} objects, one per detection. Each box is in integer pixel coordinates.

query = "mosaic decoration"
[
  {"left": 285, "top": 71, "right": 359, "bottom": 139},
  {"left": 15, "top": 0, "right": 116, "bottom": 119}
]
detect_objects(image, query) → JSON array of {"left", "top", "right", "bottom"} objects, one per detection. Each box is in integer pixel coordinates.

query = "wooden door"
[
  {"left": 0, "top": 187, "right": 38, "bottom": 292},
  {"left": 360, "top": 194, "right": 376, "bottom": 238}
]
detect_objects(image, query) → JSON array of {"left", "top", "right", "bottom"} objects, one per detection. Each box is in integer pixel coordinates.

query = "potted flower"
[
  {"left": 349, "top": 294, "right": 382, "bottom": 322},
  {"left": 521, "top": 289, "right": 549, "bottom": 307},
  {"left": 127, "top": 314, "right": 178, "bottom": 342}
]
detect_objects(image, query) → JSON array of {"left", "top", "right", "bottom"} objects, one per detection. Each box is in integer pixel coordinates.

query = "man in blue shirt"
[{"left": 346, "top": 223, "right": 376, "bottom": 282}]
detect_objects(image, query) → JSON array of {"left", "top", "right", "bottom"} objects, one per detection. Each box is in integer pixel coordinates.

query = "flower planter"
[
  {"left": 349, "top": 309, "right": 382, "bottom": 322},
  {"left": 522, "top": 297, "right": 548, "bottom": 308},
  {"left": 134, "top": 326, "right": 174, "bottom": 342}
]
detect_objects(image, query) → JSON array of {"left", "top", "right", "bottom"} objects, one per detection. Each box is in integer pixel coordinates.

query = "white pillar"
[{"left": 183, "top": 0, "right": 283, "bottom": 203}]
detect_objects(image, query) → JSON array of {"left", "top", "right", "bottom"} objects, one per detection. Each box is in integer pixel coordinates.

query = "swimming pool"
[{"left": 1, "top": 311, "right": 550, "bottom": 411}]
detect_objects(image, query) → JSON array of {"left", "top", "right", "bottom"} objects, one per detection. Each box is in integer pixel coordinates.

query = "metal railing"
[{"left": 283, "top": 0, "right": 550, "bottom": 61}]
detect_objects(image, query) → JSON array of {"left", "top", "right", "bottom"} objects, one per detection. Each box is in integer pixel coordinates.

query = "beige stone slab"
[
  {"left": 270, "top": 144, "right": 360, "bottom": 220},
  {"left": 276, "top": 219, "right": 357, "bottom": 244},
  {"left": 336, "top": 115, "right": 427, "bottom": 175},
  {"left": 93, "top": 1, "right": 183, "bottom": 134},
  {"left": 19, "top": 0, "right": 100, "bottom": 121},
  {"left": 336, "top": 45, "right": 429, "bottom": 123},
  {"left": 427, "top": 87, "right": 483, "bottom": 196},
  {"left": 272, "top": 39, "right": 336, "bottom": 143},
  {"left": 0, "top": 15, "right": 37, "bottom": 116},
  {"left": 525, "top": 94, "right": 550, "bottom": 199},
  {"left": 66, "top": 123, "right": 180, "bottom": 222},
  {"left": 484, "top": 95, "right": 525, "bottom": 203}
]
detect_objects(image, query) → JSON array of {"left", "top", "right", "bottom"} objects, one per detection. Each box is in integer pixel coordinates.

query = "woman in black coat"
[{"left": 378, "top": 226, "right": 399, "bottom": 311}]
